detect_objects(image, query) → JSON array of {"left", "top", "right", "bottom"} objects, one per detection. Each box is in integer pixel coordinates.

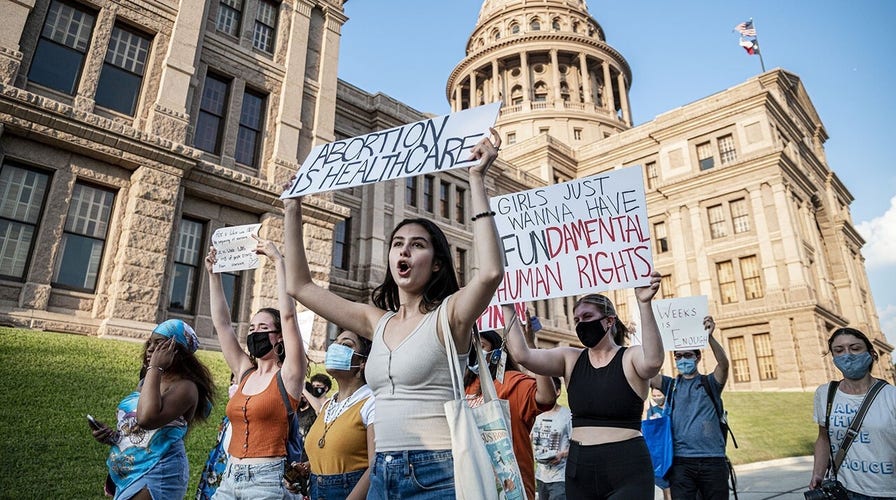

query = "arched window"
[
  {"left": 492, "top": 28, "right": 501, "bottom": 41},
  {"left": 511, "top": 85, "right": 523, "bottom": 105},
  {"left": 552, "top": 18, "right": 561, "bottom": 31},
  {"left": 572, "top": 21, "right": 580, "bottom": 33},
  {"left": 533, "top": 81, "right": 548, "bottom": 102},
  {"left": 560, "top": 81, "right": 570, "bottom": 102},
  {"left": 510, "top": 23, "right": 520, "bottom": 34},
  {"left": 530, "top": 18, "right": 541, "bottom": 31}
]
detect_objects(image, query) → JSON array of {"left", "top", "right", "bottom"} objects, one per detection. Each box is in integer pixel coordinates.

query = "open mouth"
[{"left": 397, "top": 260, "right": 411, "bottom": 277}]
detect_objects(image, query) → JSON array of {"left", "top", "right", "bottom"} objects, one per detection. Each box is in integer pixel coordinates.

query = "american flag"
[{"left": 734, "top": 20, "right": 756, "bottom": 37}]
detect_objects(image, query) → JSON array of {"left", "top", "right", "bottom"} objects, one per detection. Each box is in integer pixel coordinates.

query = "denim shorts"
[
  {"left": 115, "top": 441, "right": 188, "bottom": 500},
  {"left": 367, "top": 449, "right": 454, "bottom": 499},
  {"left": 310, "top": 468, "right": 365, "bottom": 499},
  {"left": 212, "top": 458, "right": 285, "bottom": 500}
]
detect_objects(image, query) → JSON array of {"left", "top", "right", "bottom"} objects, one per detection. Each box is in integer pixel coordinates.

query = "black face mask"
[
  {"left": 311, "top": 386, "right": 327, "bottom": 398},
  {"left": 247, "top": 332, "right": 274, "bottom": 358},
  {"left": 575, "top": 319, "right": 607, "bottom": 348}
]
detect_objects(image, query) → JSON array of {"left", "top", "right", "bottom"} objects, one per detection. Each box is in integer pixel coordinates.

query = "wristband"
[{"left": 471, "top": 210, "right": 496, "bottom": 221}]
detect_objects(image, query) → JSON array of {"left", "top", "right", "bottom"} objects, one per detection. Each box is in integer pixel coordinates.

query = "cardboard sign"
[
  {"left": 281, "top": 102, "right": 501, "bottom": 198},
  {"left": 492, "top": 166, "right": 654, "bottom": 304},
  {"left": 476, "top": 302, "right": 528, "bottom": 332},
  {"left": 652, "top": 296, "right": 710, "bottom": 350},
  {"left": 211, "top": 224, "right": 262, "bottom": 273}
]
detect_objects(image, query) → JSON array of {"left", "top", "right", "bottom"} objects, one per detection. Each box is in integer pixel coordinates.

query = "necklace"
[{"left": 317, "top": 391, "right": 356, "bottom": 448}]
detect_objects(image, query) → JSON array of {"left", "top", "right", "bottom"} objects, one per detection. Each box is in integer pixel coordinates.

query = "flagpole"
[{"left": 751, "top": 18, "right": 767, "bottom": 72}]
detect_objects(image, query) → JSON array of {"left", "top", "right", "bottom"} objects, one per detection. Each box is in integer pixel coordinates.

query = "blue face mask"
[
  {"left": 324, "top": 343, "right": 364, "bottom": 371},
  {"left": 833, "top": 352, "right": 873, "bottom": 380},
  {"left": 675, "top": 358, "right": 698, "bottom": 375}
]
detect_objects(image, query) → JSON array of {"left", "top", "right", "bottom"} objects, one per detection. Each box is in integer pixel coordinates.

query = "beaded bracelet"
[
  {"left": 471, "top": 210, "right": 496, "bottom": 221},
  {"left": 148, "top": 365, "right": 164, "bottom": 373}
]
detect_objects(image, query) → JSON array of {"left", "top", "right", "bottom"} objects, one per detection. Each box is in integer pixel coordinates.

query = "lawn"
[{"left": 0, "top": 327, "right": 816, "bottom": 497}]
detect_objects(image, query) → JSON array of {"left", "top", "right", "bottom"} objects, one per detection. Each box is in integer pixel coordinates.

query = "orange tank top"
[{"left": 226, "top": 370, "right": 300, "bottom": 458}]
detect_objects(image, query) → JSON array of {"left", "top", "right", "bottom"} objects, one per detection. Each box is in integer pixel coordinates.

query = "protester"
[
  {"left": 205, "top": 238, "right": 307, "bottom": 499},
  {"left": 90, "top": 319, "right": 215, "bottom": 500},
  {"left": 644, "top": 386, "right": 672, "bottom": 500},
  {"left": 305, "top": 330, "right": 375, "bottom": 499},
  {"left": 283, "top": 129, "right": 503, "bottom": 498},
  {"left": 305, "top": 372, "right": 333, "bottom": 412},
  {"left": 650, "top": 316, "right": 730, "bottom": 500},
  {"left": 502, "top": 281, "right": 664, "bottom": 499},
  {"left": 531, "top": 377, "right": 572, "bottom": 500},
  {"left": 808, "top": 327, "right": 896, "bottom": 498},
  {"left": 464, "top": 325, "right": 557, "bottom": 499}
]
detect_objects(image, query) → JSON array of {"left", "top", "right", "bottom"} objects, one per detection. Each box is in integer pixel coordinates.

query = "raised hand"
[
  {"left": 204, "top": 246, "right": 217, "bottom": 274},
  {"left": 253, "top": 235, "right": 283, "bottom": 262},
  {"left": 635, "top": 270, "right": 662, "bottom": 303},
  {"left": 148, "top": 338, "right": 177, "bottom": 371},
  {"left": 468, "top": 127, "right": 502, "bottom": 177}
]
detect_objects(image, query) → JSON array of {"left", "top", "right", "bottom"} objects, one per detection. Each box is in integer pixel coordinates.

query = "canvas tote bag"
[{"left": 441, "top": 300, "right": 525, "bottom": 500}]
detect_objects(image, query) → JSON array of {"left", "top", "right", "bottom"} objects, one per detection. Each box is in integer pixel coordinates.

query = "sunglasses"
[{"left": 673, "top": 352, "right": 696, "bottom": 360}]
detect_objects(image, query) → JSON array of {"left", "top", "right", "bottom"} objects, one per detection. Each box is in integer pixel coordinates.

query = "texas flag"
[{"left": 739, "top": 37, "right": 760, "bottom": 55}]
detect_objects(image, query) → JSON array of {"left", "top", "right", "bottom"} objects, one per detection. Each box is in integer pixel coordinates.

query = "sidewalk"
[{"left": 655, "top": 456, "right": 814, "bottom": 500}]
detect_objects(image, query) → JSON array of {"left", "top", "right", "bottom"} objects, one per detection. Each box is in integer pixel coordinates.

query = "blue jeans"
[
  {"left": 668, "top": 456, "right": 728, "bottom": 500},
  {"left": 311, "top": 469, "right": 365, "bottom": 499},
  {"left": 114, "top": 441, "right": 189, "bottom": 500},
  {"left": 367, "top": 450, "right": 454, "bottom": 499},
  {"left": 537, "top": 479, "right": 567, "bottom": 500},
  {"left": 212, "top": 459, "right": 286, "bottom": 500}
]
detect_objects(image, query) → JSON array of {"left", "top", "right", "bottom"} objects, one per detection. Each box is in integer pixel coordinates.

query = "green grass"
[{"left": 0, "top": 327, "right": 815, "bottom": 497}]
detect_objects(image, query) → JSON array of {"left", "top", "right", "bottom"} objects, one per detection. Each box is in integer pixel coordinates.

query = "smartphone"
[{"left": 86, "top": 414, "right": 101, "bottom": 430}]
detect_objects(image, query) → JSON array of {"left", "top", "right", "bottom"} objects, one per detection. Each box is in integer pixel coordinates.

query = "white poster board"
[
  {"left": 652, "top": 296, "right": 710, "bottom": 350},
  {"left": 297, "top": 310, "right": 314, "bottom": 352},
  {"left": 491, "top": 166, "right": 654, "bottom": 304},
  {"left": 476, "top": 302, "right": 528, "bottom": 332},
  {"left": 211, "top": 224, "right": 262, "bottom": 273},
  {"left": 281, "top": 102, "right": 501, "bottom": 198}
]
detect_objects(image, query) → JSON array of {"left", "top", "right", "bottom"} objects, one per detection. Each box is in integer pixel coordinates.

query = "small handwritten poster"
[
  {"left": 212, "top": 224, "right": 262, "bottom": 273},
  {"left": 651, "top": 296, "right": 710, "bottom": 350}
]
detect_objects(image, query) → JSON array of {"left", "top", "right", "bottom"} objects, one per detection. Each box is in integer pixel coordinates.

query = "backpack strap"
[
  {"left": 701, "top": 374, "right": 738, "bottom": 449},
  {"left": 276, "top": 370, "right": 296, "bottom": 419},
  {"left": 824, "top": 380, "right": 839, "bottom": 430},
  {"left": 830, "top": 380, "right": 887, "bottom": 477}
]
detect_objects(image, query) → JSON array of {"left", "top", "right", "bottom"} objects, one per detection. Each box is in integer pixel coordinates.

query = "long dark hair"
[
  {"left": 140, "top": 343, "right": 216, "bottom": 424},
  {"left": 372, "top": 218, "right": 459, "bottom": 313},
  {"left": 464, "top": 329, "right": 519, "bottom": 389},
  {"left": 574, "top": 294, "right": 629, "bottom": 345}
]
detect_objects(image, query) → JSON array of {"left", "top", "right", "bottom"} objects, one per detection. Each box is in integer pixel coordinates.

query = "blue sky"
[{"left": 336, "top": 0, "right": 896, "bottom": 346}]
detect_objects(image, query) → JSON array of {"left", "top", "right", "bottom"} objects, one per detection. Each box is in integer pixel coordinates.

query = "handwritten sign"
[
  {"left": 211, "top": 224, "right": 261, "bottom": 273},
  {"left": 281, "top": 102, "right": 501, "bottom": 198},
  {"left": 652, "top": 296, "right": 709, "bottom": 350},
  {"left": 492, "top": 166, "right": 654, "bottom": 304},
  {"left": 476, "top": 302, "right": 528, "bottom": 332}
]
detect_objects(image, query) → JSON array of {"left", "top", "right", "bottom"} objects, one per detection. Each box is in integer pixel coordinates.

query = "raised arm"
[
  {"left": 205, "top": 248, "right": 253, "bottom": 376},
  {"left": 282, "top": 195, "right": 382, "bottom": 339},
  {"left": 501, "top": 304, "right": 572, "bottom": 378},
  {"left": 256, "top": 237, "right": 307, "bottom": 398},
  {"left": 705, "top": 316, "right": 729, "bottom": 388},
  {"left": 135, "top": 338, "right": 199, "bottom": 429},
  {"left": 447, "top": 128, "right": 505, "bottom": 348},
  {"left": 628, "top": 271, "right": 664, "bottom": 380}
]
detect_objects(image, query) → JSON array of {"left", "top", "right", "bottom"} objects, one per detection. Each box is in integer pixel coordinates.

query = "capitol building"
[{"left": 1, "top": 0, "right": 891, "bottom": 389}]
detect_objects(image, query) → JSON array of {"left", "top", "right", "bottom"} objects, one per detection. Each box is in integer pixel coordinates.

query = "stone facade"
[{"left": 0, "top": 0, "right": 891, "bottom": 389}]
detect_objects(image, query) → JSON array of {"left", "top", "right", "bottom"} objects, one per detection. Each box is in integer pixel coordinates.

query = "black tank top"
[{"left": 567, "top": 347, "right": 643, "bottom": 430}]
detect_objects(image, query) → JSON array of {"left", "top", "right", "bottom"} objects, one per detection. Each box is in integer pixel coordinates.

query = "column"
[
  {"left": 749, "top": 187, "right": 781, "bottom": 292},
  {"left": 312, "top": 9, "right": 348, "bottom": 145},
  {"left": 617, "top": 72, "right": 630, "bottom": 124},
  {"left": 520, "top": 51, "right": 531, "bottom": 102},
  {"left": 550, "top": 49, "right": 562, "bottom": 102},
  {"left": 469, "top": 70, "right": 477, "bottom": 106},
  {"left": 454, "top": 85, "right": 462, "bottom": 111},
  {"left": 270, "top": 1, "right": 312, "bottom": 164},
  {"left": 602, "top": 60, "right": 614, "bottom": 112},
  {"left": 0, "top": 0, "right": 36, "bottom": 84},
  {"left": 579, "top": 53, "right": 593, "bottom": 104},
  {"left": 773, "top": 184, "right": 810, "bottom": 297},
  {"left": 491, "top": 60, "right": 501, "bottom": 103}
]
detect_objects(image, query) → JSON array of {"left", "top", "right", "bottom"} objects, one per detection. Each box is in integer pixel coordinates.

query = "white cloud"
[
  {"left": 879, "top": 304, "right": 896, "bottom": 347},
  {"left": 856, "top": 195, "right": 896, "bottom": 269}
]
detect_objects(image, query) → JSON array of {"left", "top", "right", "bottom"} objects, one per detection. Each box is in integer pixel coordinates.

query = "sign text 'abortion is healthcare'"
[
  {"left": 281, "top": 102, "right": 501, "bottom": 198},
  {"left": 492, "top": 166, "right": 654, "bottom": 304}
]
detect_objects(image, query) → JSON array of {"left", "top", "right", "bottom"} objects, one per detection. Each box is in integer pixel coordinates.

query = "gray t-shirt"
[
  {"left": 532, "top": 405, "right": 572, "bottom": 484},
  {"left": 663, "top": 374, "right": 726, "bottom": 458}
]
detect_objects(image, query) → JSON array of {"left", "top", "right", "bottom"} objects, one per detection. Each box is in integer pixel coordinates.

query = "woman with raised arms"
[{"left": 283, "top": 129, "right": 503, "bottom": 498}]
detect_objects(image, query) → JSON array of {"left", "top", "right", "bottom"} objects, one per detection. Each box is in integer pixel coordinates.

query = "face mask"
[
  {"left": 833, "top": 352, "right": 873, "bottom": 380},
  {"left": 575, "top": 319, "right": 607, "bottom": 348},
  {"left": 676, "top": 358, "right": 698, "bottom": 375},
  {"left": 246, "top": 332, "right": 274, "bottom": 358},
  {"left": 484, "top": 348, "right": 502, "bottom": 365},
  {"left": 653, "top": 397, "right": 666, "bottom": 407},
  {"left": 325, "top": 343, "right": 364, "bottom": 371},
  {"left": 310, "top": 386, "right": 327, "bottom": 398}
]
